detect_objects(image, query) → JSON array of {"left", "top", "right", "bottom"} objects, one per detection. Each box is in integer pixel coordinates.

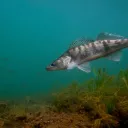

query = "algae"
[{"left": 0, "top": 68, "right": 128, "bottom": 128}]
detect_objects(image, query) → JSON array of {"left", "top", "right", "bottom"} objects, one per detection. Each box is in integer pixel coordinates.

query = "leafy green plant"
[
  {"left": 1, "top": 68, "right": 128, "bottom": 128},
  {"left": 51, "top": 68, "right": 128, "bottom": 127},
  {"left": 87, "top": 68, "right": 114, "bottom": 96},
  {"left": 117, "top": 69, "right": 128, "bottom": 89}
]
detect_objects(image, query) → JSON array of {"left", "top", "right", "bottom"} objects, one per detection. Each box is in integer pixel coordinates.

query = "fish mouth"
[
  {"left": 46, "top": 67, "right": 50, "bottom": 71},
  {"left": 46, "top": 66, "right": 54, "bottom": 71},
  {"left": 46, "top": 66, "right": 66, "bottom": 71}
]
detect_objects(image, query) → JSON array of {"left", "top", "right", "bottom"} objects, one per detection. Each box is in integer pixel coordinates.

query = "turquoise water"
[{"left": 1, "top": 0, "right": 128, "bottom": 100}]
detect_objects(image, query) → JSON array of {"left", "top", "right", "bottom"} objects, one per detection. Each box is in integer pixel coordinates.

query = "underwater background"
[{"left": 1, "top": 0, "right": 128, "bottom": 100}]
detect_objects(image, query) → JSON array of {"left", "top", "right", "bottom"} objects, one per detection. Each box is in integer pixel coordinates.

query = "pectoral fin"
[
  {"left": 106, "top": 51, "right": 122, "bottom": 62},
  {"left": 77, "top": 62, "right": 91, "bottom": 73}
]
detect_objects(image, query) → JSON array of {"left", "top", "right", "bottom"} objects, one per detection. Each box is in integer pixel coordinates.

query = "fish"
[{"left": 46, "top": 32, "right": 128, "bottom": 73}]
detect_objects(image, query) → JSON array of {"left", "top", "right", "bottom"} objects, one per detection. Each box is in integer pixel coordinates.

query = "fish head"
[{"left": 46, "top": 55, "right": 76, "bottom": 71}]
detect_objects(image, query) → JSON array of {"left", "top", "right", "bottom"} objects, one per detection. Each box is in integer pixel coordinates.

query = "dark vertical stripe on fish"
[{"left": 102, "top": 40, "right": 110, "bottom": 51}]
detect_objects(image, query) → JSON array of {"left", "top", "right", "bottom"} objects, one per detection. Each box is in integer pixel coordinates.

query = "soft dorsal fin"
[
  {"left": 96, "top": 32, "right": 124, "bottom": 40},
  {"left": 69, "top": 37, "right": 94, "bottom": 49}
]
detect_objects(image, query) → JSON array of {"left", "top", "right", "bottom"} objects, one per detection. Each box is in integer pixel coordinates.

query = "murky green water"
[{"left": 1, "top": 0, "right": 128, "bottom": 100}]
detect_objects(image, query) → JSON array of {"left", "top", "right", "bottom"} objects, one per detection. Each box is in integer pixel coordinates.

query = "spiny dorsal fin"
[
  {"left": 69, "top": 37, "right": 94, "bottom": 49},
  {"left": 96, "top": 32, "right": 124, "bottom": 40}
]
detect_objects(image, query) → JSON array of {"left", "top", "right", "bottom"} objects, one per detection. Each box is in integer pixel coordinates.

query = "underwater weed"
[
  {"left": 87, "top": 68, "right": 114, "bottom": 96},
  {"left": 52, "top": 81, "right": 102, "bottom": 114},
  {"left": 114, "top": 98, "right": 128, "bottom": 119},
  {"left": 117, "top": 69, "right": 128, "bottom": 89},
  {"left": 51, "top": 68, "right": 128, "bottom": 128},
  {"left": 1, "top": 68, "right": 127, "bottom": 128},
  {"left": 112, "top": 97, "right": 128, "bottom": 127},
  {"left": 122, "top": 77, "right": 128, "bottom": 89},
  {"left": 52, "top": 82, "right": 84, "bottom": 112},
  {"left": 0, "top": 101, "right": 8, "bottom": 114},
  {"left": 9, "top": 104, "right": 27, "bottom": 119},
  {"left": 93, "top": 114, "right": 118, "bottom": 128},
  {"left": 52, "top": 69, "right": 117, "bottom": 114},
  {"left": 114, "top": 69, "right": 128, "bottom": 97}
]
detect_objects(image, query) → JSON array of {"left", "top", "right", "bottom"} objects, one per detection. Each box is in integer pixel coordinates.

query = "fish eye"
[{"left": 51, "top": 63, "right": 56, "bottom": 66}]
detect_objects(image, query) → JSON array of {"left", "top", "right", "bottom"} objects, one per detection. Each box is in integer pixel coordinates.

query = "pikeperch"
[{"left": 46, "top": 32, "right": 128, "bottom": 73}]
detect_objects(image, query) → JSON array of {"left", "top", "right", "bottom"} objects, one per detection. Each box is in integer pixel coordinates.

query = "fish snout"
[
  {"left": 46, "top": 66, "right": 51, "bottom": 71},
  {"left": 46, "top": 65, "right": 57, "bottom": 71}
]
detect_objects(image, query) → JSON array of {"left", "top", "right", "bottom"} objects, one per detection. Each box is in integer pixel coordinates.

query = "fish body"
[
  {"left": 73, "top": 39, "right": 128, "bottom": 64},
  {"left": 46, "top": 32, "right": 128, "bottom": 73}
]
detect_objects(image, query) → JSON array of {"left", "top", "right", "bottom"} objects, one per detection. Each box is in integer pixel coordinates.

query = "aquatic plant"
[
  {"left": 0, "top": 101, "right": 8, "bottom": 113},
  {"left": 51, "top": 68, "right": 128, "bottom": 128},
  {"left": 1, "top": 68, "right": 128, "bottom": 128},
  {"left": 117, "top": 69, "right": 128, "bottom": 89},
  {"left": 52, "top": 82, "right": 84, "bottom": 112},
  {"left": 87, "top": 68, "right": 114, "bottom": 95},
  {"left": 93, "top": 114, "right": 118, "bottom": 128},
  {"left": 9, "top": 104, "right": 26, "bottom": 119}
]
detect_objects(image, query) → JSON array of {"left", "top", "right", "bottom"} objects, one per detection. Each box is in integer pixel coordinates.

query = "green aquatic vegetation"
[
  {"left": 52, "top": 84, "right": 119, "bottom": 127},
  {"left": 51, "top": 68, "right": 128, "bottom": 128},
  {"left": 93, "top": 103, "right": 118, "bottom": 128},
  {"left": 0, "top": 102, "right": 8, "bottom": 113},
  {"left": 87, "top": 69, "right": 128, "bottom": 112},
  {"left": 87, "top": 68, "right": 114, "bottom": 96},
  {"left": 122, "top": 77, "right": 128, "bottom": 89},
  {"left": 112, "top": 97, "right": 128, "bottom": 127},
  {"left": 52, "top": 83, "right": 84, "bottom": 112},
  {"left": 9, "top": 104, "right": 26, "bottom": 118},
  {"left": 93, "top": 114, "right": 118, "bottom": 128},
  {"left": 103, "top": 96, "right": 118, "bottom": 115},
  {"left": 0, "top": 101, "right": 11, "bottom": 120},
  {"left": 114, "top": 98, "right": 128, "bottom": 119},
  {"left": 117, "top": 69, "right": 128, "bottom": 89},
  {"left": 52, "top": 81, "right": 101, "bottom": 113},
  {"left": 1, "top": 68, "right": 128, "bottom": 128},
  {"left": 112, "top": 69, "right": 128, "bottom": 98},
  {"left": 52, "top": 69, "right": 114, "bottom": 113},
  {"left": 118, "top": 69, "right": 128, "bottom": 79}
]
